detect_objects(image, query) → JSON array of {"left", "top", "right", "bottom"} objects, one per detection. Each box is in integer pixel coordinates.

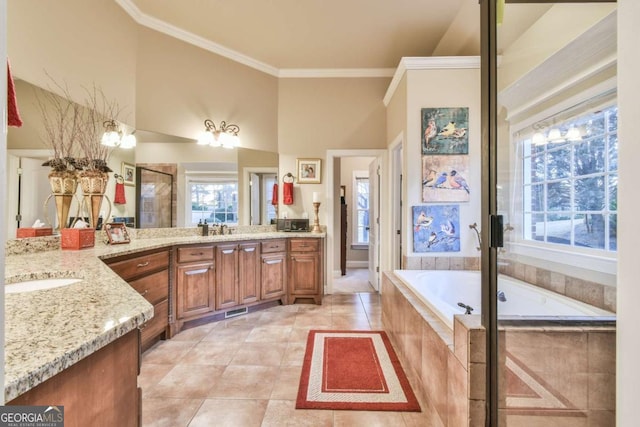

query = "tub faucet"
[
  {"left": 457, "top": 302, "right": 474, "bottom": 315},
  {"left": 497, "top": 290, "right": 507, "bottom": 302}
]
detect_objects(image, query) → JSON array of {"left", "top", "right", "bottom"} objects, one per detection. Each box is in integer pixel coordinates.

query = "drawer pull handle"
[
  {"left": 191, "top": 252, "right": 204, "bottom": 256},
  {"left": 140, "top": 289, "right": 149, "bottom": 297},
  {"left": 137, "top": 261, "right": 150, "bottom": 268},
  {"left": 264, "top": 259, "right": 282, "bottom": 265},
  {"left": 222, "top": 249, "right": 235, "bottom": 254},
  {"left": 139, "top": 323, "right": 147, "bottom": 330},
  {"left": 243, "top": 247, "right": 256, "bottom": 252}
]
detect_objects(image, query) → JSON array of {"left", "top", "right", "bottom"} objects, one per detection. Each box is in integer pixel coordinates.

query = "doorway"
[{"left": 325, "top": 149, "right": 386, "bottom": 294}]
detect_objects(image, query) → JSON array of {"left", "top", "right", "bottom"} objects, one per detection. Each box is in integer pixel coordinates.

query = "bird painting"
[
  {"left": 449, "top": 170, "right": 470, "bottom": 194},
  {"left": 427, "top": 232, "right": 438, "bottom": 247},
  {"left": 438, "top": 121, "right": 457, "bottom": 137},
  {"left": 452, "top": 128, "right": 466, "bottom": 138},
  {"left": 414, "top": 211, "right": 434, "bottom": 232},
  {"left": 423, "top": 169, "right": 437, "bottom": 187},
  {"left": 440, "top": 219, "right": 456, "bottom": 236},
  {"left": 423, "top": 118, "right": 437, "bottom": 149},
  {"left": 434, "top": 172, "right": 448, "bottom": 188}
]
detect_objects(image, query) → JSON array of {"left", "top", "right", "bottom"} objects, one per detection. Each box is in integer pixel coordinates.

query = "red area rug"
[{"left": 296, "top": 330, "right": 421, "bottom": 412}]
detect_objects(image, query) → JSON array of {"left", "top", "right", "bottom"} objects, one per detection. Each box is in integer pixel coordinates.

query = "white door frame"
[
  {"left": 389, "top": 133, "right": 404, "bottom": 269},
  {"left": 325, "top": 148, "right": 387, "bottom": 294}
]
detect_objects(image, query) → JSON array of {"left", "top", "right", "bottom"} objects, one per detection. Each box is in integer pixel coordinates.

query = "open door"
[
  {"left": 368, "top": 157, "right": 380, "bottom": 291},
  {"left": 249, "top": 173, "right": 260, "bottom": 225}
]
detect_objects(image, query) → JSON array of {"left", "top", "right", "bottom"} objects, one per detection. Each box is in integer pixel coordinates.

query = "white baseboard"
[
  {"left": 347, "top": 261, "right": 368, "bottom": 269},
  {"left": 333, "top": 270, "right": 342, "bottom": 278}
]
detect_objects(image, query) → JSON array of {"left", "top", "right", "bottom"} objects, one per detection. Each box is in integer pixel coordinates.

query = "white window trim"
[
  {"left": 506, "top": 79, "right": 618, "bottom": 275},
  {"left": 185, "top": 173, "right": 239, "bottom": 226},
  {"left": 352, "top": 170, "right": 369, "bottom": 246}
]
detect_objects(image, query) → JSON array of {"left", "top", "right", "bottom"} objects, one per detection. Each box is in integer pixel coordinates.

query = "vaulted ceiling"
[{"left": 118, "top": 0, "right": 552, "bottom": 76}]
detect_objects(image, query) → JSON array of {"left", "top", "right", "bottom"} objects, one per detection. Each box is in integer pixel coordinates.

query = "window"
[
  {"left": 353, "top": 173, "right": 369, "bottom": 245},
  {"left": 189, "top": 180, "right": 238, "bottom": 225},
  {"left": 521, "top": 105, "right": 617, "bottom": 252}
]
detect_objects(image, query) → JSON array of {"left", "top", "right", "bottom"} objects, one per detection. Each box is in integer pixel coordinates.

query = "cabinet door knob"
[
  {"left": 140, "top": 289, "right": 149, "bottom": 297},
  {"left": 137, "top": 261, "right": 150, "bottom": 268}
]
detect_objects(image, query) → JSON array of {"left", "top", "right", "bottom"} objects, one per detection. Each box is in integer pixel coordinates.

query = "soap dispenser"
[{"left": 202, "top": 219, "right": 209, "bottom": 236}]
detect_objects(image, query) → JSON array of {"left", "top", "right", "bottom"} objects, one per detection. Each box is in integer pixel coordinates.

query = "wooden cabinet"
[
  {"left": 176, "top": 261, "right": 215, "bottom": 318},
  {"left": 106, "top": 249, "right": 170, "bottom": 350},
  {"left": 239, "top": 242, "right": 261, "bottom": 304},
  {"left": 216, "top": 243, "right": 240, "bottom": 310},
  {"left": 261, "top": 239, "right": 286, "bottom": 301},
  {"left": 8, "top": 329, "right": 140, "bottom": 427},
  {"left": 289, "top": 238, "right": 323, "bottom": 304}
]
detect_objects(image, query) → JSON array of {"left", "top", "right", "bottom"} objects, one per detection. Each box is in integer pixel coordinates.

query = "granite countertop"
[{"left": 4, "top": 229, "right": 325, "bottom": 402}]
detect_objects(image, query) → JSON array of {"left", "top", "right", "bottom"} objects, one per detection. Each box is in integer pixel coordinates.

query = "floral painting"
[
  {"left": 412, "top": 205, "right": 460, "bottom": 253},
  {"left": 422, "top": 155, "right": 470, "bottom": 202},
  {"left": 421, "top": 107, "right": 469, "bottom": 155}
]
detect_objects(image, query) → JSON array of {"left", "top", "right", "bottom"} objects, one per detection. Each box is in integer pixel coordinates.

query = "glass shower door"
[{"left": 491, "top": 1, "right": 617, "bottom": 425}]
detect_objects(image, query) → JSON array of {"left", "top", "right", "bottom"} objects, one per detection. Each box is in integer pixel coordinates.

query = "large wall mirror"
[{"left": 5, "top": 80, "right": 279, "bottom": 237}]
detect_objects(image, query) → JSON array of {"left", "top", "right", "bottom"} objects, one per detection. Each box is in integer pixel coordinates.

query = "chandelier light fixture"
[
  {"left": 530, "top": 121, "right": 582, "bottom": 146},
  {"left": 100, "top": 119, "right": 136, "bottom": 149},
  {"left": 197, "top": 119, "right": 240, "bottom": 149}
]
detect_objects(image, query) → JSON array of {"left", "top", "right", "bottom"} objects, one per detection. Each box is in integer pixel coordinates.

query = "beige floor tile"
[
  {"left": 333, "top": 410, "right": 407, "bottom": 427},
  {"left": 142, "top": 340, "right": 197, "bottom": 365},
  {"left": 261, "top": 399, "right": 334, "bottom": 427},
  {"left": 229, "top": 342, "right": 287, "bottom": 366},
  {"left": 207, "top": 365, "right": 280, "bottom": 399},
  {"left": 200, "top": 325, "right": 253, "bottom": 342},
  {"left": 259, "top": 310, "right": 298, "bottom": 326},
  {"left": 188, "top": 399, "right": 269, "bottom": 427},
  {"left": 245, "top": 324, "right": 293, "bottom": 342},
  {"left": 146, "top": 364, "right": 225, "bottom": 399},
  {"left": 271, "top": 365, "right": 303, "bottom": 400},
  {"left": 331, "top": 314, "right": 373, "bottom": 330},
  {"left": 138, "top": 363, "right": 175, "bottom": 391},
  {"left": 294, "top": 314, "right": 333, "bottom": 328},
  {"left": 180, "top": 341, "right": 242, "bottom": 365},
  {"left": 142, "top": 397, "right": 203, "bottom": 427},
  {"left": 282, "top": 340, "right": 307, "bottom": 366},
  {"left": 170, "top": 323, "right": 216, "bottom": 341}
]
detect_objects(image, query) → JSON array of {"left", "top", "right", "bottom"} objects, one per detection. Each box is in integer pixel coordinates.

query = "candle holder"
[{"left": 312, "top": 202, "right": 321, "bottom": 233}]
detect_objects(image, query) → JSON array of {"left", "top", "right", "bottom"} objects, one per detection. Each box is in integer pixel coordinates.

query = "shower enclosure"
[{"left": 482, "top": 1, "right": 617, "bottom": 425}]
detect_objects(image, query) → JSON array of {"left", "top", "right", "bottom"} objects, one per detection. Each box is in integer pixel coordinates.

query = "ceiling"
[{"left": 118, "top": 0, "right": 553, "bottom": 77}]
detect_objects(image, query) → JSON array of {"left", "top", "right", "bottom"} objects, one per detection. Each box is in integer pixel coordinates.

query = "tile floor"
[
  {"left": 140, "top": 293, "right": 436, "bottom": 426},
  {"left": 332, "top": 268, "right": 376, "bottom": 294}
]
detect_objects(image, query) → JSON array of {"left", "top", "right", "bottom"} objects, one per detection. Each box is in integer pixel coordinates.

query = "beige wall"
[
  {"left": 7, "top": 0, "right": 137, "bottom": 123},
  {"left": 405, "top": 68, "right": 482, "bottom": 258},
  {"left": 135, "top": 28, "right": 279, "bottom": 153},
  {"left": 277, "top": 77, "right": 389, "bottom": 222},
  {"left": 386, "top": 75, "right": 408, "bottom": 144}
]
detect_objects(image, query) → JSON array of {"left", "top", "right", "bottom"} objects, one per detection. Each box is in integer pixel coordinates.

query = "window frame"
[
  {"left": 506, "top": 85, "right": 617, "bottom": 275},
  {"left": 351, "top": 171, "right": 370, "bottom": 247},
  {"left": 185, "top": 174, "right": 239, "bottom": 226}
]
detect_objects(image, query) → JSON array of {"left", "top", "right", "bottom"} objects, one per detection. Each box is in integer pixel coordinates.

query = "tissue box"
[
  {"left": 61, "top": 228, "right": 95, "bottom": 250},
  {"left": 16, "top": 227, "right": 53, "bottom": 238}
]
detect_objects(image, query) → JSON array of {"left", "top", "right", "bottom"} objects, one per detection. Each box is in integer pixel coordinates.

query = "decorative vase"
[
  {"left": 79, "top": 171, "right": 110, "bottom": 229},
  {"left": 48, "top": 171, "right": 78, "bottom": 230}
]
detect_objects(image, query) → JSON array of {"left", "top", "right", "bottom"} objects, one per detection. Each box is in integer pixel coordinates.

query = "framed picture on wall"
[
  {"left": 122, "top": 162, "right": 136, "bottom": 186},
  {"left": 297, "top": 158, "right": 322, "bottom": 184}
]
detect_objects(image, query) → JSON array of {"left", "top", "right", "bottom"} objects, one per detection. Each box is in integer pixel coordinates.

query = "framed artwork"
[
  {"left": 421, "top": 107, "right": 469, "bottom": 155},
  {"left": 105, "top": 222, "right": 130, "bottom": 245},
  {"left": 122, "top": 162, "right": 136, "bottom": 186},
  {"left": 297, "top": 158, "right": 322, "bottom": 184},
  {"left": 412, "top": 205, "right": 460, "bottom": 253},
  {"left": 422, "top": 155, "right": 470, "bottom": 202}
]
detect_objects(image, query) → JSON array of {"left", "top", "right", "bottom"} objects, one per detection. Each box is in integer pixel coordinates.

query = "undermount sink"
[{"left": 5, "top": 278, "right": 82, "bottom": 294}]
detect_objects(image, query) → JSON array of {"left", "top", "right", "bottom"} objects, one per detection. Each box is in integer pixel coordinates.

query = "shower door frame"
[{"left": 479, "top": 0, "right": 617, "bottom": 425}]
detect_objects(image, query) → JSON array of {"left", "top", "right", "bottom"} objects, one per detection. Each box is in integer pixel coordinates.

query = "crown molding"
[
  {"left": 383, "top": 56, "right": 480, "bottom": 106},
  {"left": 278, "top": 68, "right": 395, "bottom": 79},
  {"left": 116, "top": 0, "right": 395, "bottom": 79}
]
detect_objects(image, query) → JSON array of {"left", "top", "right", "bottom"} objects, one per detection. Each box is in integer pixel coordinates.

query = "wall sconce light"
[
  {"left": 547, "top": 128, "right": 565, "bottom": 143},
  {"left": 197, "top": 119, "right": 240, "bottom": 149},
  {"left": 100, "top": 119, "right": 136, "bottom": 149}
]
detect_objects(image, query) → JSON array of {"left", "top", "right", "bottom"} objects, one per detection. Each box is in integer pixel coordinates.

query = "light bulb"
[
  {"left": 197, "top": 131, "right": 214, "bottom": 145},
  {"left": 532, "top": 132, "right": 546, "bottom": 145},
  {"left": 119, "top": 134, "right": 136, "bottom": 149},
  {"left": 547, "top": 128, "right": 565, "bottom": 143},
  {"left": 566, "top": 126, "right": 582, "bottom": 141},
  {"left": 101, "top": 131, "right": 120, "bottom": 147}
]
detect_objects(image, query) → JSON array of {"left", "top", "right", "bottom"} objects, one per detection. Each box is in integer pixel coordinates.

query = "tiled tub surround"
[
  {"left": 3, "top": 228, "right": 324, "bottom": 402},
  {"left": 403, "top": 255, "right": 480, "bottom": 271},
  {"left": 498, "top": 258, "right": 616, "bottom": 313},
  {"left": 382, "top": 271, "right": 616, "bottom": 427}
]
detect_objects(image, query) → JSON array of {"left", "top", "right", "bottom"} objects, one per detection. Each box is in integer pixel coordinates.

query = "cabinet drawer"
[
  {"left": 262, "top": 239, "right": 286, "bottom": 253},
  {"left": 141, "top": 299, "right": 168, "bottom": 343},
  {"left": 177, "top": 246, "right": 215, "bottom": 263},
  {"left": 108, "top": 251, "right": 169, "bottom": 281},
  {"left": 289, "top": 239, "right": 319, "bottom": 252},
  {"left": 129, "top": 270, "right": 169, "bottom": 305}
]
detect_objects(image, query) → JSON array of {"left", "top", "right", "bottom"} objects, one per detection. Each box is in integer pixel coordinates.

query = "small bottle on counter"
[{"left": 202, "top": 219, "right": 209, "bottom": 236}]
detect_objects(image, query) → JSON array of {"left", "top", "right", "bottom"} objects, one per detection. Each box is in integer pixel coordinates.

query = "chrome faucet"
[{"left": 497, "top": 290, "right": 507, "bottom": 302}]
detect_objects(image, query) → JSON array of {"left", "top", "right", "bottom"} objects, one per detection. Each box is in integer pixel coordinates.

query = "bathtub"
[{"left": 393, "top": 269, "right": 614, "bottom": 330}]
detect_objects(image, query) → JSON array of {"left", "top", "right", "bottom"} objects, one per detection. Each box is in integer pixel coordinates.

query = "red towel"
[
  {"left": 271, "top": 183, "right": 278, "bottom": 205},
  {"left": 283, "top": 182, "right": 294, "bottom": 205},
  {"left": 114, "top": 182, "right": 126, "bottom": 204},
  {"left": 7, "top": 60, "right": 23, "bottom": 127}
]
